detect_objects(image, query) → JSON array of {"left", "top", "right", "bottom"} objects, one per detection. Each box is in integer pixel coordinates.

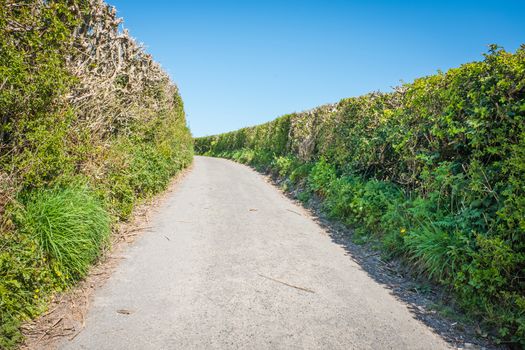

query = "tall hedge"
[
  {"left": 196, "top": 46, "right": 525, "bottom": 346},
  {"left": 0, "top": 1, "right": 192, "bottom": 347}
]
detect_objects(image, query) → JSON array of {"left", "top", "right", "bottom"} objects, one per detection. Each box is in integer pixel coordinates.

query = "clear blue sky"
[{"left": 107, "top": 0, "right": 524, "bottom": 137}]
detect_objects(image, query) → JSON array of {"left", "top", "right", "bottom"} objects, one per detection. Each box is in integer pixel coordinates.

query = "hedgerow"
[
  {"left": 0, "top": 1, "right": 192, "bottom": 347},
  {"left": 195, "top": 45, "right": 525, "bottom": 346}
]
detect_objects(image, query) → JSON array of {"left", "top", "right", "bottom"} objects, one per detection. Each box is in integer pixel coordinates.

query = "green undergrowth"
[
  {"left": 196, "top": 46, "right": 525, "bottom": 346},
  {"left": 216, "top": 148, "right": 524, "bottom": 346},
  {"left": 0, "top": 1, "right": 193, "bottom": 348},
  {"left": 1, "top": 184, "right": 110, "bottom": 348}
]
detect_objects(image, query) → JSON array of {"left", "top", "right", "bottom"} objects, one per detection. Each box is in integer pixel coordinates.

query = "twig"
[
  {"left": 286, "top": 208, "right": 302, "bottom": 216},
  {"left": 124, "top": 226, "right": 152, "bottom": 234},
  {"left": 51, "top": 317, "right": 63, "bottom": 329},
  {"left": 258, "top": 274, "right": 315, "bottom": 294}
]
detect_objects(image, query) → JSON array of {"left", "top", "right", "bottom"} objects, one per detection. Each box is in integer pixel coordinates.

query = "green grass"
[
  {"left": 20, "top": 184, "right": 111, "bottom": 281},
  {"left": 403, "top": 224, "right": 470, "bottom": 282}
]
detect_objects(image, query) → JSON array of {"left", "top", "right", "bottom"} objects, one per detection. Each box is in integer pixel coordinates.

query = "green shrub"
[
  {"left": 289, "top": 162, "right": 314, "bottom": 185},
  {"left": 230, "top": 148, "right": 256, "bottom": 164},
  {"left": 0, "top": 1, "right": 193, "bottom": 347},
  {"left": 271, "top": 156, "right": 298, "bottom": 178},
  {"left": 324, "top": 176, "right": 361, "bottom": 222},
  {"left": 195, "top": 46, "right": 525, "bottom": 345},
  {"left": 0, "top": 230, "right": 54, "bottom": 349},
  {"left": 308, "top": 158, "right": 336, "bottom": 196},
  {"left": 251, "top": 150, "right": 275, "bottom": 171},
  {"left": 454, "top": 236, "right": 525, "bottom": 342}
]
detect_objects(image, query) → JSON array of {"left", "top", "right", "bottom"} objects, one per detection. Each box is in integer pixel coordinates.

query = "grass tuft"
[{"left": 20, "top": 185, "right": 111, "bottom": 281}]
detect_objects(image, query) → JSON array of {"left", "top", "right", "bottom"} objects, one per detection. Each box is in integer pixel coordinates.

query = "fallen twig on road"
[{"left": 257, "top": 274, "right": 315, "bottom": 294}]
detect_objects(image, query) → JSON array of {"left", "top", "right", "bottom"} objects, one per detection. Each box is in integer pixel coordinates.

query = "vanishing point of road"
[{"left": 60, "top": 156, "right": 449, "bottom": 349}]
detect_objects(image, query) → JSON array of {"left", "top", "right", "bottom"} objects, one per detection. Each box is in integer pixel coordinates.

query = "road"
[{"left": 60, "top": 156, "right": 449, "bottom": 349}]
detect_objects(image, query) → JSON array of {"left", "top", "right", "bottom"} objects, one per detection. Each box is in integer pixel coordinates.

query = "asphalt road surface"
[{"left": 60, "top": 156, "right": 449, "bottom": 350}]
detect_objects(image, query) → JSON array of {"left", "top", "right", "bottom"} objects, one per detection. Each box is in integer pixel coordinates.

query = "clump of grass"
[
  {"left": 404, "top": 224, "right": 470, "bottom": 282},
  {"left": 20, "top": 184, "right": 111, "bottom": 281}
]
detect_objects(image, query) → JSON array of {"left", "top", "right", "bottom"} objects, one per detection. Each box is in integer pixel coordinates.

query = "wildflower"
[{"left": 400, "top": 228, "right": 407, "bottom": 235}]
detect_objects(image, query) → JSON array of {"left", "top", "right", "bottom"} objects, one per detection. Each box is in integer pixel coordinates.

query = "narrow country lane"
[{"left": 59, "top": 156, "right": 449, "bottom": 349}]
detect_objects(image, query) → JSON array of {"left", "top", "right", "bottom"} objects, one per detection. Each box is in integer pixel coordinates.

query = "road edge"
[{"left": 19, "top": 164, "right": 194, "bottom": 350}]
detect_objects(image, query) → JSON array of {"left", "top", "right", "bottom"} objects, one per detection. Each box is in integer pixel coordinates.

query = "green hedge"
[
  {"left": 195, "top": 46, "right": 525, "bottom": 346},
  {"left": 0, "top": 1, "right": 193, "bottom": 348}
]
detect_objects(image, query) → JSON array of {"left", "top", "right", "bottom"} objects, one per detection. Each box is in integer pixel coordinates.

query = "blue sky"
[{"left": 107, "top": 0, "right": 524, "bottom": 137}]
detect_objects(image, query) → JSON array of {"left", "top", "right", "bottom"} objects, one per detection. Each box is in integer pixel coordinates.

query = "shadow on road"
[{"left": 265, "top": 173, "right": 502, "bottom": 350}]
